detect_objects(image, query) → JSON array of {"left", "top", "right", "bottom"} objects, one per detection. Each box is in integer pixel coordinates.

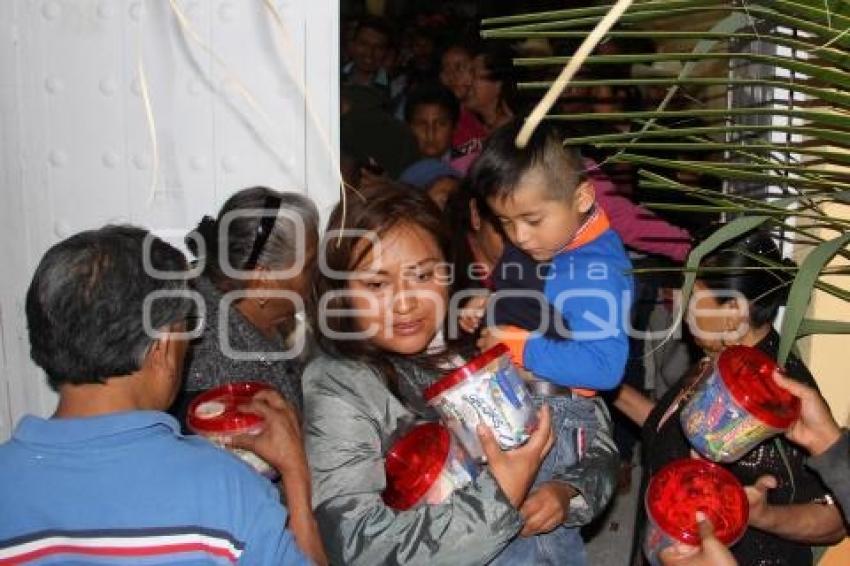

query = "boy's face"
[
  {"left": 409, "top": 103, "right": 454, "bottom": 158},
  {"left": 487, "top": 169, "right": 594, "bottom": 262}
]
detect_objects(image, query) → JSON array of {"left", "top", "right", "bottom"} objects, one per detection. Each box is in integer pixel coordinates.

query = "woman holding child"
[{"left": 303, "top": 183, "right": 614, "bottom": 565}]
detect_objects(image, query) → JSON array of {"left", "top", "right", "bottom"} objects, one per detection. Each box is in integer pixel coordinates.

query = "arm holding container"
[
  {"left": 230, "top": 391, "right": 327, "bottom": 566},
  {"left": 483, "top": 259, "right": 633, "bottom": 391},
  {"left": 773, "top": 371, "right": 850, "bottom": 525},
  {"left": 302, "top": 357, "right": 555, "bottom": 566}
]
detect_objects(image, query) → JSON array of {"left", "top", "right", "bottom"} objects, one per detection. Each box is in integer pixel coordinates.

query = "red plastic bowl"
[
  {"left": 646, "top": 458, "right": 748, "bottom": 547},
  {"left": 187, "top": 381, "right": 274, "bottom": 435}
]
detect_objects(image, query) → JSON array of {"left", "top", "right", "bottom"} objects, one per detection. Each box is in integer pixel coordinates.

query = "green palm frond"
[{"left": 484, "top": 0, "right": 850, "bottom": 354}]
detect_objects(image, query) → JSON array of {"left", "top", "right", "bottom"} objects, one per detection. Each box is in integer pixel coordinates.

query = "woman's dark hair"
[
  {"left": 471, "top": 41, "right": 520, "bottom": 114},
  {"left": 442, "top": 179, "right": 499, "bottom": 298},
  {"left": 404, "top": 82, "right": 461, "bottom": 125},
  {"left": 186, "top": 187, "right": 319, "bottom": 291},
  {"left": 314, "top": 182, "right": 472, "bottom": 390},
  {"left": 699, "top": 231, "right": 795, "bottom": 327},
  {"left": 26, "top": 225, "right": 192, "bottom": 390}
]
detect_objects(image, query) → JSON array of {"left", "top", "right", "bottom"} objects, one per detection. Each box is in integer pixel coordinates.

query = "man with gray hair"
[{"left": 0, "top": 225, "right": 325, "bottom": 565}]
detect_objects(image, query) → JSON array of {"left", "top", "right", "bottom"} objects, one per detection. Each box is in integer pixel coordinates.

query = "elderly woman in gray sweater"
[{"left": 172, "top": 187, "right": 319, "bottom": 416}]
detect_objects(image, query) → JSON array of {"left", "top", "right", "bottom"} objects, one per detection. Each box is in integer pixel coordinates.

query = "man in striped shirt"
[{"left": 0, "top": 225, "right": 325, "bottom": 565}]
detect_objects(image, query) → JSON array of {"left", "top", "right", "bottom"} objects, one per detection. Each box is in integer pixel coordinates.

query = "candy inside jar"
[
  {"left": 187, "top": 381, "right": 277, "bottom": 479},
  {"left": 382, "top": 422, "right": 479, "bottom": 510},
  {"left": 680, "top": 345, "right": 800, "bottom": 462},
  {"left": 644, "top": 458, "right": 748, "bottom": 566},
  {"left": 423, "top": 344, "right": 537, "bottom": 461}
]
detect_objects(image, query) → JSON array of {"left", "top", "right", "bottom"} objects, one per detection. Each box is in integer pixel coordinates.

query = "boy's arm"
[{"left": 484, "top": 272, "right": 631, "bottom": 389}]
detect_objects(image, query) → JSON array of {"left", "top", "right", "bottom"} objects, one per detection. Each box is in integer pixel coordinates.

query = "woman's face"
[
  {"left": 686, "top": 280, "right": 749, "bottom": 355},
  {"left": 465, "top": 55, "right": 502, "bottom": 115},
  {"left": 348, "top": 223, "right": 449, "bottom": 355},
  {"left": 440, "top": 48, "right": 473, "bottom": 101},
  {"left": 257, "top": 238, "right": 318, "bottom": 329}
]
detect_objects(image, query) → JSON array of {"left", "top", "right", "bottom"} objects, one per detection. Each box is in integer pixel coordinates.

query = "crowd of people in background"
[{"left": 0, "top": 3, "right": 848, "bottom": 566}]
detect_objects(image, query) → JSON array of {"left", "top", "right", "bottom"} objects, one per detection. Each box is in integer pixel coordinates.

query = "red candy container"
[
  {"left": 644, "top": 458, "right": 748, "bottom": 565},
  {"left": 187, "top": 381, "right": 276, "bottom": 478},
  {"left": 383, "top": 422, "right": 479, "bottom": 510},
  {"left": 681, "top": 345, "right": 801, "bottom": 462}
]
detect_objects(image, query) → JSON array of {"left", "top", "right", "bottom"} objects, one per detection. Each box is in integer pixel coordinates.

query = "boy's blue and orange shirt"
[{"left": 490, "top": 207, "right": 634, "bottom": 391}]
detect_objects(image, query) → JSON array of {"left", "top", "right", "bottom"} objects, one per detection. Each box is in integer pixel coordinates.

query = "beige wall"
[{"left": 796, "top": 202, "right": 850, "bottom": 425}]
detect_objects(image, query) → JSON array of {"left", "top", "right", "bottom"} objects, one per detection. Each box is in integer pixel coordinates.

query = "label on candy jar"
[{"left": 681, "top": 368, "right": 778, "bottom": 462}]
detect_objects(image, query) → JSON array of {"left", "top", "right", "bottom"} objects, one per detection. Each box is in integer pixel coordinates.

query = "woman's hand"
[
  {"left": 230, "top": 390, "right": 309, "bottom": 483},
  {"left": 519, "top": 481, "right": 577, "bottom": 536},
  {"left": 744, "top": 475, "right": 778, "bottom": 530},
  {"left": 479, "top": 405, "right": 555, "bottom": 508},
  {"left": 772, "top": 370, "right": 842, "bottom": 456},
  {"left": 658, "top": 513, "right": 737, "bottom": 566}
]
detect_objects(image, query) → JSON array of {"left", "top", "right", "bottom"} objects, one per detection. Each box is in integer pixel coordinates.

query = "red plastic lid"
[
  {"left": 717, "top": 345, "right": 801, "bottom": 430},
  {"left": 187, "top": 381, "right": 274, "bottom": 434},
  {"left": 423, "top": 344, "right": 509, "bottom": 402},
  {"left": 382, "top": 423, "right": 451, "bottom": 510},
  {"left": 646, "top": 458, "right": 748, "bottom": 546}
]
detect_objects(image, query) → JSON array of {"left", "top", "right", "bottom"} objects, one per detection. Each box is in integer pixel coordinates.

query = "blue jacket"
[{"left": 492, "top": 210, "right": 633, "bottom": 390}]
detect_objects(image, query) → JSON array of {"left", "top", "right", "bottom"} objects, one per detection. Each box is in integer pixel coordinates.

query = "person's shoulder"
[
  {"left": 551, "top": 231, "right": 631, "bottom": 283},
  {"left": 302, "top": 353, "right": 380, "bottom": 393},
  {"left": 170, "top": 435, "right": 277, "bottom": 495}
]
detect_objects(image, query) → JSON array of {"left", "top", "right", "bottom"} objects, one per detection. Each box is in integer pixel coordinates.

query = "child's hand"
[
  {"left": 519, "top": 481, "right": 577, "bottom": 536},
  {"left": 459, "top": 293, "right": 489, "bottom": 334},
  {"left": 477, "top": 326, "right": 529, "bottom": 368},
  {"left": 744, "top": 475, "right": 778, "bottom": 530}
]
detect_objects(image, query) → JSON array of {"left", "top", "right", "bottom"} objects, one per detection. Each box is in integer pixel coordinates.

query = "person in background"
[
  {"left": 340, "top": 85, "right": 420, "bottom": 181},
  {"left": 657, "top": 372, "right": 850, "bottom": 566},
  {"left": 173, "top": 187, "right": 319, "bottom": 417},
  {"left": 442, "top": 180, "right": 505, "bottom": 296},
  {"left": 398, "top": 158, "right": 462, "bottom": 210},
  {"left": 614, "top": 233, "right": 846, "bottom": 565},
  {"left": 342, "top": 16, "right": 392, "bottom": 91},
  {"left": 404, "top": 83, "right": 460, "bottom": 161},
  {"left": 0, "top": 225, "right": 325, "bottom": 565},
  {"left": 439, "top": 41, "right": 489, "bottom": 159},
  {"left": 465, "top": 42, "right": 518, "bottom": 135}
]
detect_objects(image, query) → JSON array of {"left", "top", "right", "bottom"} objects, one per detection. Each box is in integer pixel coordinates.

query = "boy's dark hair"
[
  {"left": 700, "top": 231, "right": 795, "bottom": 327},
  {"left": 354, "top": 16, "right": 393, "bottom": 47},
  {"left": 26, "top": 225, "right": 192, "bottom": 390},
  {"left": 469, "top": 119, "right": 586, "bottom": 203},
  {"left": 404, "top": 83, "right": 460, "bottom": 125}
]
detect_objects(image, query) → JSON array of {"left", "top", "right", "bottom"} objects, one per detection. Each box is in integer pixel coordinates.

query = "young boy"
[
  {"left": 404, "top": 83, "right": 460, "bottom": 160},
  {"left": 466, "top": 120, "right": 630, "bottom": 565},
  {"left": 469, "top": 120, "right": 634, "bottom": 392}
]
